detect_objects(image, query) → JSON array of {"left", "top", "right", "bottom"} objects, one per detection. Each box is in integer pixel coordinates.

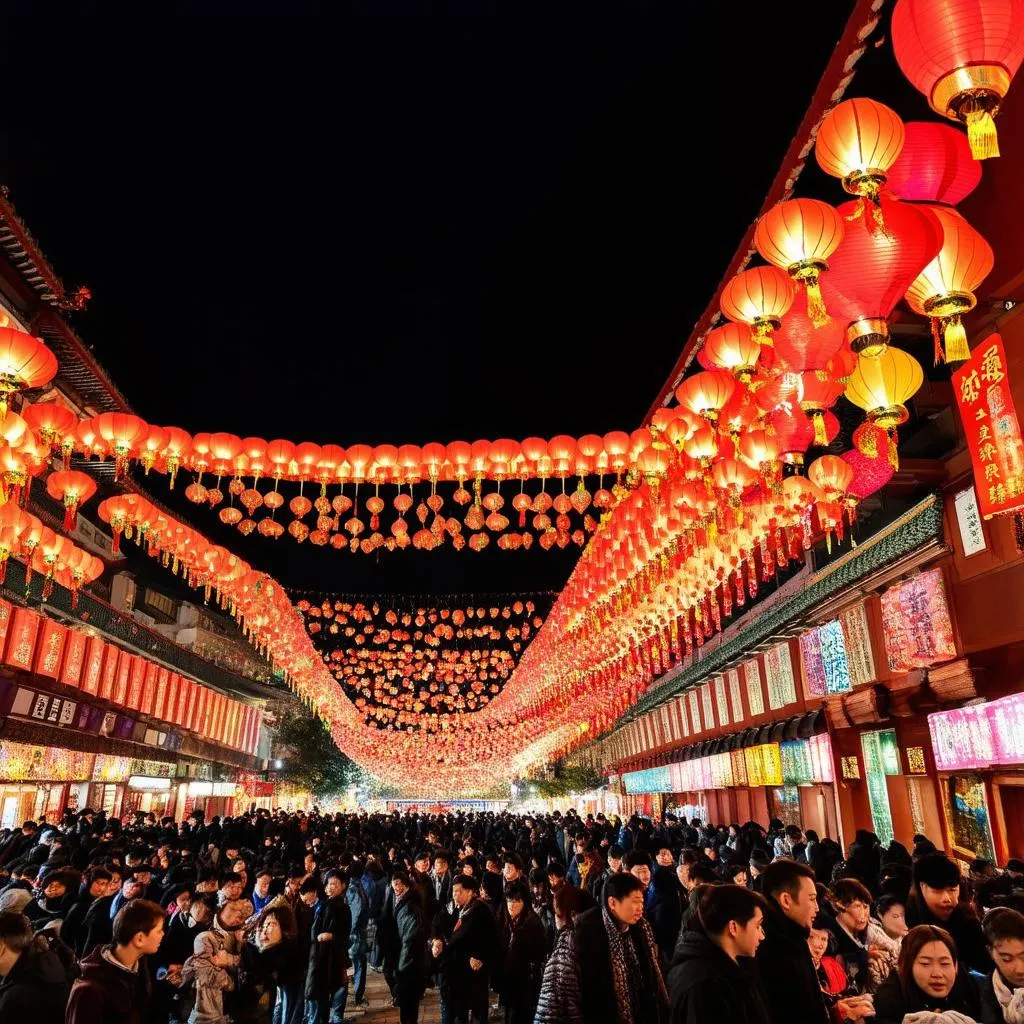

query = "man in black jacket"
[
  {"left": 0, "top": 910, "right": 69, "bottom": 1024},
  {"left": 977, "top": 904, "right": 1024, "bottom": 1023},
  {"left": 433, "top": 873, "right": 498, "bottom": 1024},
  {"left": 756, "top": 859, "right": 869, "bottom": 1024},
  {"left": 667, "top": 884, "right": 771, "bottom": 1024},
  {"left": 305, "top": 870, "right": 351, "bottom": 1024},
  {"left": 390, "top": 869, "right": 427, "bottom": 1024}
]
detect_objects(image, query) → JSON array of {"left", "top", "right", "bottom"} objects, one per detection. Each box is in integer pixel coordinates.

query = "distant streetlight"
[{"left": 274, "top": 759, "right": 283, "bottom": 769}]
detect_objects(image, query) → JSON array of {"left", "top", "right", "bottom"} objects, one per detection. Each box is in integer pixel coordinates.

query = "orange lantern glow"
[
  {"left": 46, "top": 470, "right": 98, "bottom": 531},
  {"left": 674, "top": 370, "right": 736, "bottom": 425},
  {"left": 0, "top": 328, "right": 57, "bottom": 416},
  {"left": 720, "top": 265, "right": 795, "bottom": 345},
  {"left": 892, "top": 0, "right": 1024, "bottom": 159},
  {"left": 845, "top": 348, "right": 925, "bottom": 468},
  {"left": 754, "top": 198, "right": 844, "bottom": 327},
  {"left": 23, "top": 402, "right": 78, "bottom": 461},
  {"left": 93, "top": 413, "right": 149, "bottom": 480},
  {"left": 161, "top": 427, "right": 192, "bottom": 489},
  {"left": 815, "top": 97, "right": 905, "bottom": 199},
  {"left": 700, "top": 322, "right": 762, "bottom": 381},
  {"left": 905, "top": 205, "right": 994, "bottom": 363}
]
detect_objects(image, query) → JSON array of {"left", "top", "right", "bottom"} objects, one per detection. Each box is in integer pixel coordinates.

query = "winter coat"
[
  {"left": 976, "top": 969, "right": 1019, "bottom": 1024},
  {"left": 59, "top": 888, "right": 97, "bottom": 954},
  {"left": 233, "top": 939, "right": 297, "bottom": 1024},
  {"left": 346, "top": 881, "right": 368, "bottom": 957},
  {"left": 755, "top": 899, "right": 830, "bottom": 1024},
  {"left": 428, "top": 869, "right": 453, "bottom": 910},
  {"left": 392, "top": 888, "right": 428, "bottom": 1008},
  {"left": 497, "top": 908, "right": 547, "bottom": 1018},
  {"left": 534, "top": 924, "right": 583, "bottom": 1024},
  {"left": 872, "top": 965, "right": 981, "bottom": 1024},
  {"left": 648, "top": 866, "right": 684, "bottom": 966},
  {"left": 181, "top": 931, "right": 235, "bottom": 1024},
  {"left": 436, "top": 896, "right": 499, "bottom": 1013},
  {"left": 906, "top": 897, "right": 990, "bottom": 974},
  {"left": 0, "top": 934, "right": 69, "bottom": 1024},
  {"left": 864, "top": 917, "right": 901, "bottom": 993},
  {"left": 361, "top": 870, "right": 386, "bottom": 920},
  {"left": 304, "top": 894, "right": 350, "bottom": 1000},
  {"left": 66, "top": 945, "right": 152, "bottom": 1024},
  {"left": 667, "top": 926, "right": 772, "bottom": 1024},
  {"left": 78, "top": 892, "right": 116, "bottom": 957}
]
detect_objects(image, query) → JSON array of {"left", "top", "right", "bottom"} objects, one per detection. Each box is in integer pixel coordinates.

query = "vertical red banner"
[
  {"left": 99, "top": 646, "right": 120, "bottom": 701},
  {"left": 33, "top": 619, "right": 67, "bottom": 680},
  {"left": 953, "top": 334, "right": 1024, "bottom": 518},
  {"left": 140, "top": 661, "right": 159, "bottom": 716},
  {"left": 82, "top": 637, "right": 105, "bottom": 696},
  {"left": 153, "top": 668, "right": 170, "bottom": 720},
  {"left": 113, "top": 652, "right": 132, "bottom": 706},
  {"left": 4, "top": 608, "right": 40, "bottom": 672},
  {"left": 182, "top": 678, "right": 197, "bottom": 729},
  {"left": 59, "top": 628, "right": 88, "bottom": 688},
  {"left": 126, "top": 656, "right": 147, "bottom": 711}
]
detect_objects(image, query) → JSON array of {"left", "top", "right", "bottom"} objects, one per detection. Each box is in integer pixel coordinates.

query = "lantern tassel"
[
  {"left": 932, "top": 318, "right": 945, "bottom": 366},
  {"left": 812, "top": 411, "right": 828, "bottom": 447},
  {"left": 887, "top": 430, "right": 899, "bottom": 472},
  {"left": 64, "top": 497, "right": 77, "bottom": 533},
  {"left": 966, "top": 108, "right": 1000, "bottom": 160},
  {"left": 0, "top": 556, "right": 7, "bottom": 586},
  {"left": 943, "top": 316, "right": 971, "bottom": 363},
  {"left": 804, "top": 278, "right": 830, "bottom": 328}
]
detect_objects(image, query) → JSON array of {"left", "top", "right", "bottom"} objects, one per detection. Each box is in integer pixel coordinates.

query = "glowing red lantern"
[
  {"left": 754, "top": 199, "right": 844, "bottom": 327},
  {"left": 23, "top": 402, "right": 77, "bottom": 460},
  {"left": 720, "top": 265, "right": 795, "bottom": 345},
  {"left": 93, "top": 412, "right": 149, "bottom": 480},
  {"left": 675, "top": 370, "right": 736, "bottom": 425},
  {"left": 161, "top": 427, "right": 193, "bottom": 489},
  {"left": 0, "top": 329, "right": 57, "bottom": 416},
  {"left": 46, "top": 470, "right": 98, "bottom": 531},
  {"left": 892, "top": 0, "right": 1024, "bottom": 159},
  {"left": 699, "top": 322, "right": 762, "bottom": 381},
  {"left": 825, "top": 196, "right": 943, "bottom": 357},
  {"left": 815, "top": 97, "right": 905, "bottom": 198},
  {"left": 885, "top": 121, "right": 982, "bottom": 205}
]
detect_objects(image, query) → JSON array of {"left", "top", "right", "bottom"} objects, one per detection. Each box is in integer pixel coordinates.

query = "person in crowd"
[
  {"left": 757, "top": 858, "right": 872, "bottom": 1024},
  {"left": 749, "top": 849, "right": 771, "bottom": 894},
  {"left": 648, "top": 861, "right": 684, "bottom": 966},
  {"left": 873, "top": 923, "right": 981, "bottom": 1024},
  {"left": 496, "top": 878, "right": 546, "bottom": 1024},
  {"left": 808, "top": 911, "right": 864, "bottom": 1018},
  {"left": 432, "top": 873, "right": 498, "bottom": 1024},
  {"left": 978, "top": 907, "right": 1024, "bottom": 1024},
  {"left": 234, "top": 901, "right": 298, "bottom": 1024},
  {"left": 79, "top": 871, "right": 142, "bottom": 957},
  {"left": 430, "top": 851, "right": 454, "bottom": 911},
  {"left": 66, "top": 899, "right": 165, "bottom": 1024},
  {"left": 877, "top": 893, "right": 910, "bottom": 942},
  {"left": 57, "top": 867, "right": 110, "bottom": 954},
  {"left": 907, "top": 853, "right": 989, "bottom": 973},
  {"left": 389, "top": 869, "right": 427, "bottom": 1024},
  {"left": 557, "top": 870, "right": 669, "bottom": 1024},
  {"left": 0, "top": 909, "right": 69, "bottom": 1023},
  {"left": 534, "top": 884, "right": 590, "bottom": 1024},
  {"left": 529, "top": 868, "right": 557, "bottom": 951},
  {"left": 251, "top": 869, "right": 274, "bottom": 916},
  {"left": 305, "top": 870, "right": 350, "bottom": 1024},
  {"left": 667, "top": 883, "right": 771, "bottom": 1023},
  {"left": 345, "top": 863, "right": 369, "bottom": 1009},
  {"left": 826, "top": 876, "right": 900, "bottom": 993}
]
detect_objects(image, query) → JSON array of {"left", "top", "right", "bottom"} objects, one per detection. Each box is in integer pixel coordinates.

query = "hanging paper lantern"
[
  {"left": 798, "top": 370, "right": 844, "bottom": 446},
  {"left": 699, "top": 322, "right": 762, "bottom": 381},
  {"left": 826, "top": 196, "right": 943, "bottom": 357},
  {"left": 844, "top": 348, "right": 925, "bottom": 468},
  {"left": 754, "top": 198, "right": 844, "bottom": 326},
  {"left": 720, "top": 265, "right": 795, "bottom": 345},
  {"left": 46, "top": 470, "right": 98, "bottom": 531},
  {"left": 815, "top": 97, "right": 906, "bottom": 199},
  {"left": 885, "top": 121, "right": 982, "bottom": 205},
  {"left": 0, "top": 328, "right": 57, "bottom": 417},
  {"left": 675, "top": 370, "right": 736, "bottom": 425},
  {"left": 22, "top": 402, "right": 78, "bottom": 461},
  {"left": 161, "top": 427, "right": 192, "bottom": 489},
  {"left": 768, "top": 289, "right": 847, "bottom": 372},
  {"left": 891, "top": 0, "right": 1024, "bottom": 159},
  {"left": 904, "top": 205, "right": 993, "bottom": 362}
]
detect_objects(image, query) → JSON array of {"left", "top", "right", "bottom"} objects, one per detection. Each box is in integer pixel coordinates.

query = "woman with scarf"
[
  {"left": 233, "top": 900, "right": 299, "bottom": 1024},
  {"left": 826, "top": 878, "right": 900, "bottom": 994},
  {"left": 496, "top": 878, "right": 547, "bottom": 1024}
]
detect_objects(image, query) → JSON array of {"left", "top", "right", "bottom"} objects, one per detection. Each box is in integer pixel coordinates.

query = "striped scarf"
[{"left": 600, "top": 907, "right": 667, "bottom": 1024}]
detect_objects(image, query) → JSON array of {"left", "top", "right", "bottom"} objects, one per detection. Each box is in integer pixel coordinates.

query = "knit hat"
[{"left": 914, "top": 853, "right": 961, "bottom": 890}]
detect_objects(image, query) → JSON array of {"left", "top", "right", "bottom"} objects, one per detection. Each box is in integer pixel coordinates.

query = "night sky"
[{"left": 0, "top": 3, "right": 867, "bottom": 596}]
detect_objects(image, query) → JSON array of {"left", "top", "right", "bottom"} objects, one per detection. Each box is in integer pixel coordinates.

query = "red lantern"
[
  {"left": 892, "top": 0, "right": 1024, "bottom": 159},
  {"left": 815, "top": 97, "right": 905, "bottom": 198},
  {"left": 825, "top": 196, "right": 943, "bottom": 357},
  {"left": 720, "top": 265, "right": 795, "bottom": 345},
  {"left": 46, "top": 470, "right": 98, "bottom": 531},
  {"left": 699, "top": 322, "right": 762, "bottom": 381},
  {"left": 674, "top": 370, "right": 736, "bottom": 425},
  {"left": 754, "top": 199, "right": 844, "bottom": 327},
  {"left": 885, "top": 121, "right": 982, "bottom": 205},
  {"left": 23, "top": 402, "right": 77, "bottom": 460},
  {"left": 162, "top": 427, "right": 193, "bottom": 489},
  {"left": 0, "top": 328, "right": 57, "bottom": 416}
]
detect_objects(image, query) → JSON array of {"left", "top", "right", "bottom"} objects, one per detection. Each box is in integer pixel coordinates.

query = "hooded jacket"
[
  {"left": 667, "top": 926, "right": 772, "bottom": 1024},
  {"left": 66, "top": 945, "right": 152, "bottom": 1024},
  {"left": 0, "top": 935, "right": 69, "bottom": 1024}
]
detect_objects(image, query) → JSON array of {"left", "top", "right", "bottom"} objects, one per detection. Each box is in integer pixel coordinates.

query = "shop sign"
[
  {"left": 880, "top": 569, "right": 957, "bottom": 672},
  {"left": 127, "top": 775, "right": 172, "bottom": 791},
  {"left": 953, "top": 334, "right": 1024, "bottom": 519},
  {"left": 622, "top": 766, "right": 672, "bottom": 795},
  {"left": 930, "top": 692, "right": 1024, "bottom": 769},
  {"left": 130, "top": 758, "right": 175, "bottom": 779},
  {"left": 953, "top": 486, "right": 987, "bottom": 556}
]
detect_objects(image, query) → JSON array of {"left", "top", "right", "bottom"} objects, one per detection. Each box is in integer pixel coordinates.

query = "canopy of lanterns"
[{"left": 297, "top": 597, "right": 550, "bottom": 727}]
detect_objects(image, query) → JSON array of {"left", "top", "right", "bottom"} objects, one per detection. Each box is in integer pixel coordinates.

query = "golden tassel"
[
  {"left": 943, "top": 316, "right": 971, "bottom": 363},
  {"left": 754, "top": 321, "right": 774, "bottom": 347},
  {"left": 855, "top": 425, "right": 877, "bottom": 459},
  {"left": 812, "top": 411, "right": 828, "bottom": 447},
  {"left": 966, "top": 108, "right": 1000, "bottom": 160},
  {"left": 887, "top": 430, "right": 899, "bottom": 472},
  {"left": 804, "top": 277, "right": 830, "bottom": 328}
]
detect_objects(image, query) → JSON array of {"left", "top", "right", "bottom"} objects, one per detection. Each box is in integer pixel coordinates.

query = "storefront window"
[{"left": 947, "top": 774, "right": 996, "bottom": 863}]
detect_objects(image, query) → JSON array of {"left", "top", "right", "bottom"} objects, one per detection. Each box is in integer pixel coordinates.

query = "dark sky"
[{"left": 0, "top": 3, "right": 861, "bottom": 595}]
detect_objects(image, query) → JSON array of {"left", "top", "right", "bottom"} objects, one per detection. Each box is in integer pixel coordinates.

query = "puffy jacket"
[
  {"left": 0, "top": 935, "right": 69, "bottom": 1024},
  {"left": 66, "top": 945, "right": 152, "bottom": 1024},
  {"left": 667, "top": 926, "right": 772, "bottom": 1024},
  {"left": 534, "top": 925, "right": 583, "bottom": 1024},
  {"left": 392, "top": 888, "right": 427, "bottom": 1008},
  {"left": 180, "top": 931, "right": 234, "bottom": 1024}
]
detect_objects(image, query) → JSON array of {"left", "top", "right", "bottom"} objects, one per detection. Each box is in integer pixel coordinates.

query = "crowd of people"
[{"left": 0, "top": 806, "right": 1021, "bottom": 1024}]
